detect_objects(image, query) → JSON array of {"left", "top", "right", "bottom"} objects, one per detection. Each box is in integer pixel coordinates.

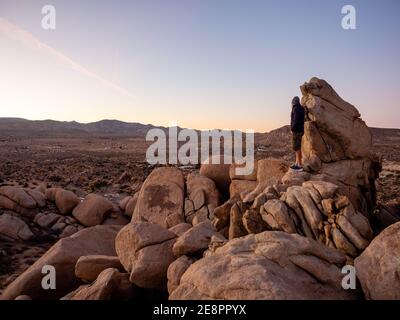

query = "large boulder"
[
  {"left": 186, "top": 173, "right": 219, "bottom": 208},
  {"left": 34, "top": 212, "right": 62, "bottom": 229},
  {"left": 115, "top": 222, "right": 177, "bottom": 290},
  {"left": 63, "top": 268, "right": 134, "bottom": 300},
  {"left": 229, "top": 162, "right": 257, "bottom": 181},
  {"left": 72, "top": 194, "right": 114, "bottom": 227},
  {"left": 75, "top": 255, "right": 124, "bottom": 283},
  {"left": 256, "top": 158, "right": 288, "bottom": 184},
  {"left": 0, "top": 225, "right": 121, "bottom": 300},
  {"left": 184, "top": 173, "right": 219, "bottom": 223},
  {"left": 173, "top": 220, "right": 219, "bottom": 257},
  {"left": 170, "top": 231, "right": 359, "bottom": 300},
  {"left": 0, "top": 186, "right": 37, "bottom": 209},
  {"left": 301, "top": 78, "right": 370, "bottom": 160},
  {"left": 167, "top": 256, "right": 196, "bottom": 295},
  {"left": 300, "top": 77, "right": 380, "bottom": 215},
  {"left": 132, "top": 167, "right": 185, "bottom": 228},
  {"left": 354, "top": 222, "right": 400, "bottom": 300},
  {"left": 54, "top": 189, "right": 80, "bottom": 215},
  {"left": 229, "top": 180, "right": 257, "bottom": 199},
  {"left": 0, "top": 213, "right": 34, "bottom": 241}
]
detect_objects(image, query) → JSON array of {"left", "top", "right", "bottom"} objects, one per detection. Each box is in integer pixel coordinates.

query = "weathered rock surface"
[
  {"left": 0, "top": 213, "right": 34, "bottom": 241},
  {"left": 228, "top": 201, "right": 249, "bottom": 240},
  {"left": 300, "top": 77, "right": 380, "bottom": 215},
  {"left": 170, "top": 231, "right": 358, "bottom": 300},
  {"left": 64, "top": 268, "right": 134, "bottom": 300},
  {"left": 72, "top": 194, "right": 114, "bottom": 227},
  {"left": 115, "top": 222, "right": 177, "bottom": 290},
  {"left": 34, "top": 212, "right": 62, "bottom": 229},
  {"left": 280, "top": 181, "right": 372, "bottom": 256},
  {"left": 169, "top": 223, "right": 192, "bottom": 236},
  {"left": 242, "top": 208, "right": 268, "bottom": 234},
  {"left": 54, "top": 189, "right": 80, "bottom": 215},
  {"left": 102, "top": 211, "right": 130, "bottom": 226},
  {"left": 229, "top": 162, "right": 257, "bottom": 181},
  {"left": 173, "top": 220, "right": 219, "bottom": 257},
  {"left": 167, "top": 256, "right": 196, "bottom": 295},
  {"left": 75, "top": 255, "right": 124, "bottom": 283},
  {"left": 257, "top": 158, "right": 288, "bottom": 184},
  {"left": 229, "top": 180, "right": 257, "bottom": 198},
  {"left": 184, "top": 173, "right": 219, "bottom": 223},
  {"left": 132, "top": 167, "right": 185, "bottom": 228},
  {"left": 0, "top": 225, "right": 121, "bottom": 300},
  {"left": 355, "top": 222, "right": 400, "bottom": 300},
  {"left": 0, "top": 186, "right": 44, "bottom": 218}
]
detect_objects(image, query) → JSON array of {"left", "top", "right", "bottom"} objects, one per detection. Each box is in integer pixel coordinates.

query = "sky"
[{"left": 0, "top": 0, "right": 399, "bottom": 132}]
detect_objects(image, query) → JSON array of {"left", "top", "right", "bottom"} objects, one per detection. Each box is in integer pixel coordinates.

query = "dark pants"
[{"left": 292, "top": 131, "right": 303, "bottom": 152}]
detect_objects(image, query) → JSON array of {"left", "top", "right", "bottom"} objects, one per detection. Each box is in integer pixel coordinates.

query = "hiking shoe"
[{"left": 290, "top": 164, "right": 303, "bottom": 171}]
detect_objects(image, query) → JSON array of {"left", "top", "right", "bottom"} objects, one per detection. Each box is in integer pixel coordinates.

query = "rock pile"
[
  {"left": 1, "top": 225, "right": 121, "bottom": 300},
  {"left": 0, "top": 186, "right": 45, "bottom": 218},
  {"left": 0, "top": 185, "right": 128, "bottom": 242}
]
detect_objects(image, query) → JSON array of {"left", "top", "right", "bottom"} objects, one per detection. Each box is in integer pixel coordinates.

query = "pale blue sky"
[{"left": 0, "top": 0, "right": 399, "bottom": 131}]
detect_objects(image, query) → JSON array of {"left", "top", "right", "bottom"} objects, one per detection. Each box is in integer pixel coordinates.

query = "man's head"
[{"left": 292, "top": 96, "right": 300, "bottom": 106}]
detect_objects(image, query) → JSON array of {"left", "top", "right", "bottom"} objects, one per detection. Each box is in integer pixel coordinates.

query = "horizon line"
[{"left": 0, "top": 116, "right": 399, "bottom": 133}]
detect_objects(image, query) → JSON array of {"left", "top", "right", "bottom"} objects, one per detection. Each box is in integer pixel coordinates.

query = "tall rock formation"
[{"left": 300, "top": 77, "right": 381, "bottom": 216}]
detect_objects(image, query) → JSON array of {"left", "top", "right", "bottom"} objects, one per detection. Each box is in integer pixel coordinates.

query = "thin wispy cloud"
[{"left": 0, "top": 18, "right": 135, "bottom": 99}]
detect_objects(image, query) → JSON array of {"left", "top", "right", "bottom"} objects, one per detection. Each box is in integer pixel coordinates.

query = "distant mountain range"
[
  {"left": 0, "top": 118, "right": 163, "bottom": 138},
  {"left": 0, "top": 118, "right": 399, "bottom": 141}
]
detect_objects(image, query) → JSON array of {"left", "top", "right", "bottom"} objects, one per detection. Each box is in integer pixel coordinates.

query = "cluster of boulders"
[
  {"left": 1, "top": 78, "right": 399, "bottom": 300},
  {"left": 0, "top": 184, "right": 129, "bottom": 242}
]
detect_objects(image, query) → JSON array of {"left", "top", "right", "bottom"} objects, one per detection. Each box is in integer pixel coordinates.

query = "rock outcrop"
[
  {"left": 167, "top": 256, "right": 196, "bottom": 295},
  {"left": 63, "top": 268, "right": 134, "bottom": 300},
  {"left": 115, "top": 222, "right": 177, "bottom": 290},
  {"left": 170, "top": 231, "right": 358, "bottom": 300},
  {"left": 184, "top": 173, "right": 219, "bottom": 224},
  {"left": 300, "top": 77, "right": 380, "bottom": 216},
  {"left": 354, "top": 222, "right": 400, "bottom": 300},
  {"left": 172, "top": 220, "right": 220, "bottom": 257},
  {"left": 75, "top": 255, "right": 124, "bottom": 283},
  {"left": 132, "top": 167, "right": 185, "bottom": 228}
]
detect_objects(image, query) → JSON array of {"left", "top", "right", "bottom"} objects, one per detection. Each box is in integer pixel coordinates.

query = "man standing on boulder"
[{"left": 290, "top": 96, "right": 305, "bottom": 171}]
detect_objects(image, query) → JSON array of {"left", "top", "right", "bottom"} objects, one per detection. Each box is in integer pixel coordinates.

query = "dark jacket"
[{"left": 290, "top": 103, "right": 305, "bottom": 133}]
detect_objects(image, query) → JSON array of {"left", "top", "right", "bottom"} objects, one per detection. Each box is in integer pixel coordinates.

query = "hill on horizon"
[{"left": 0, "top": 117, "right": 399, "bottom": 141}]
